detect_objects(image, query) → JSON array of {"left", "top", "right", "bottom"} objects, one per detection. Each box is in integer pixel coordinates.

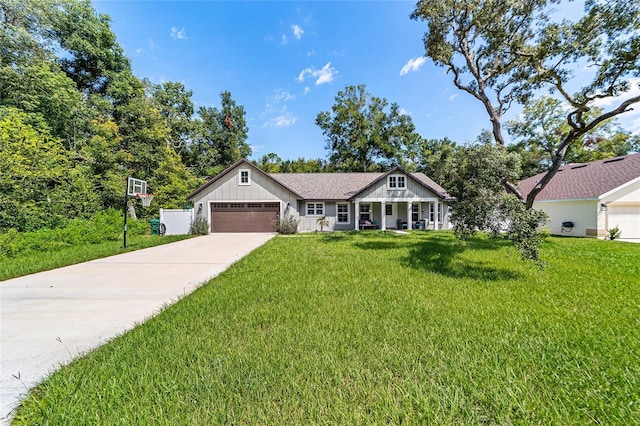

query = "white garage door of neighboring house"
[
  {"left": 609, "top": 205, "right": 640, "bottom": 239},
  {"left": 211, "top": 202, "right": 279, "bottom": 232}
]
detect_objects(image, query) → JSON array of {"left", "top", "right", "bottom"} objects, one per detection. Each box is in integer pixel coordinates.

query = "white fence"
[{"left": 159, "top": 209, "right": 194, "bottom": 235}]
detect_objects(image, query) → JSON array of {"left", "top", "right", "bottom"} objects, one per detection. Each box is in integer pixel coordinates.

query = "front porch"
[{"left": 354, "top": 200, "right": 446, "bottom": 231}]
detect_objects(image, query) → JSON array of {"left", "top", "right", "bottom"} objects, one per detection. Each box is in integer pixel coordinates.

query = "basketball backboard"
[{"left": 127, "top": 177, "right": 147, "bottom": 197}]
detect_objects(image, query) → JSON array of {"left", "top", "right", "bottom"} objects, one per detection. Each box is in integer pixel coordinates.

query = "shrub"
[
  {"left": 607, "top": 225, "right": 621, "bottom": 240},
  {"left": 276, "top": 215, "right": 299, "bottom": 234},
  {"left": 0, "top": 209, "right": 149, "bottom": 258},
  {"left": 189, "top": 216, "right": 209, "bottom": 235}
]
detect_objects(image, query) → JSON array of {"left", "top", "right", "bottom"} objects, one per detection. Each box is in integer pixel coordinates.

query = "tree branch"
[{"left": 525, "top": 94, "right": 640, "bottom": 208}]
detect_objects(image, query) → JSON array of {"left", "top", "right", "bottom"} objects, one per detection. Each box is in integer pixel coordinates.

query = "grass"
[
  {"left": 13, "top": 231, "right": 640, "bottom": 424},
  {"left": 0, "top": 235, "right": 193, "bottom": 281}
]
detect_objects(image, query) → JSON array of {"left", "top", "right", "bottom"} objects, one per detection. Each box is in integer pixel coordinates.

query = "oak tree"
[{"left": 411, "top": 0, "right": 640, "bottom": 208}]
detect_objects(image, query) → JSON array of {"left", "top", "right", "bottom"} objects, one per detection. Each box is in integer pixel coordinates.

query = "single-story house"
[
  {"left": 519, "top": 153, "right": 640, "bottom": 239},
  {"left": 187, "top": 159, "right": 454, "bottom": 233}
]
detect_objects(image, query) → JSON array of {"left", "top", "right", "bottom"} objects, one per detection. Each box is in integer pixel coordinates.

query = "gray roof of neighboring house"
[
  {"left": 270, "top": 170, "right": 450, "bottom": 200},
  {"left": 518, "top": 153, "right": 640, "bottom": 201}
]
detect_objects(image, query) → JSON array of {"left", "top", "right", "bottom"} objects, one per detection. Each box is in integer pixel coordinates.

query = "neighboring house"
[
  {"left": 519, "top": 153, "right": 640, "bottom": 239},
  {"left": 187, "top": 159, "right": 453, "bottom": 233}
]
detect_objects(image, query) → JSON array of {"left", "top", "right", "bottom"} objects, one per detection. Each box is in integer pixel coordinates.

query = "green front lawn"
[
  {"left": 0, "top": 235, "right": 193, "bottom": 281},
  {"left": 14, "top": 232, "right": 640, "bottom": 424}
]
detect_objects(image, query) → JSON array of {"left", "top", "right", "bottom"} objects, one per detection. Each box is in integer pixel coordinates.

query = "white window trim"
[
  {"left": 429, "top": 203, "right": 443, "bottom": 222},
  {"left": 359, "top": 203, "right": 371, "bottom": 221},
  {"left": 385, "top": 203, "right": 393, "bottom": 216},
  {"left": 239, "top": 169, "right": 251, "bottom": 186},
  {"left": 336, "top": 202, "right": 350, "bottom": 224},
  {"left": 306, "top": 202, "right": 325, "bottom": 217},
  {"left": 387, "top": 174, "right": 407, "bottom": 190}
]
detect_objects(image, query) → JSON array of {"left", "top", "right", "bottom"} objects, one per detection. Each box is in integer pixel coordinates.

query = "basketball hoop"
[{"left": 137, "top": 193, "right": 154, "bottom": 207}]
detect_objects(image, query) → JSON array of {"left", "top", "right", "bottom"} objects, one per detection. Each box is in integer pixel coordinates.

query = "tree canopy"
[
  {"left": 507, "top": 96, "right": 640, "bottom": 178},
  {"left": 412, "top": 0, "right": 640, "bottom": 207},
  {"left": 316, "top": 84, "right": 421, "bottom": 172},
  {"left": 0, "top": 0, "right": 254, "bottom": 231}
]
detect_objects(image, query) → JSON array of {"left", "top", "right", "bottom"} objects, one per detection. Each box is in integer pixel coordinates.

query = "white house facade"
[
  {"left": 187, "top": 159, "right": 454, "bottom": 233},
  {"left": 519, "top": 153, "right": 640, "bottom": 240}
]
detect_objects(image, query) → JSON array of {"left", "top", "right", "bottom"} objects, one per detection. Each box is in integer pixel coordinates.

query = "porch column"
[
  {"left": 380, "top": 201, "right": 386, "bottom": 230},
  {"left": 407, "top": 202, "right": 413, "bottom": 230},
  {"left": 434, "top": 201, "right": 440, "bottom": 230},
  {"left": 354, "top": 201, "right": 360, "bottom": 230}
]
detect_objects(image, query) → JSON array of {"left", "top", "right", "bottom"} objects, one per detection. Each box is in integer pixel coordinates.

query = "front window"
[
  {"left": 385, "top": 204, "right": 393, "bottom": 216},
  {"left": 388, "top": 174, "right": 406, "bottom": 189},
  {"left": 429, "top": 203, "right": 443, "bottom": 222},
  {"left": 306, "top": 202, "right": 324, "bottom": 216},
  {"left": 239, "top": 169, "right": 251, "bottom": 185},
  {"left": 359, "top": 203, "right": 371, "bottom": 221},
  {"left": 412, "top": 203, "right": 419, "bottom": 222},
  {"left": 337, "top": 203, "right": 350, "bottom": 224}
]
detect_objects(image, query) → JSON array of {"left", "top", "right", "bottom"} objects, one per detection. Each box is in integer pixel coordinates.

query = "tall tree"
[
  {"left": 0, "top": 107, "right": 97, "bottom": 231},
  {"left": 447, "top": 136, "right": 548, "bottom": 262},
  {"left": 280, "top": 157, "right": 328, "bottom": 173},
  {"left": 51, "top": 0, "right": 130, "bottom": 94},
  {"left": 316, "top": 84, "right": 420, "bottom": 172},
  {"left": 190, "top": 91, "right": 250, "bottom": 177},
  {"left": 256, "top": 153, "right": 283, "bottom": 173},
  {"left": 508, "top": 96, "right": 639, "bottom": 177},
  {"left": 413, "top": 137, "right": 459, "bottom": 187},
  {"left": 411, "top": 0, "right": 640, "bottom": 208},
  {"left": 149, "top": 80, "right": 195, "bottom": 155}
]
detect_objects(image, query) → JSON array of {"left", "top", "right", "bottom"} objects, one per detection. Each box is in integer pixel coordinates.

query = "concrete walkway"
[{"left": 0, "top": 233, "right": 275, "bottom": 424}]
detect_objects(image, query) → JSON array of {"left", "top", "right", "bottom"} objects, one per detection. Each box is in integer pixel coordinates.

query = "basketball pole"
[{"left": 123, "top": 177, "right": 129, "bottom": 249}]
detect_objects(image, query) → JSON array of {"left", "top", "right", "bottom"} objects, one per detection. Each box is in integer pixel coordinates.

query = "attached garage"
[
  {"left": 210, "top": 202, "right": 280, "bottom": 232},
  {"left": 519, "top": 154, "right": 640, "bottom": 239},
  {"left": 609, "top": 205, "right": 640, "bottom": 239}
]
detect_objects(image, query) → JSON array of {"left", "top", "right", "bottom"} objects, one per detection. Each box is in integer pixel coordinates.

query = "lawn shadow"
[{"left": 402, "top": 235, "right": 523, "bottom": 281}]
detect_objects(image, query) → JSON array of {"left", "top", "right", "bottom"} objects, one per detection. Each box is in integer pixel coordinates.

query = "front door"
[{"left": 385, "top": 203, "right": 395, "bottom": 229}]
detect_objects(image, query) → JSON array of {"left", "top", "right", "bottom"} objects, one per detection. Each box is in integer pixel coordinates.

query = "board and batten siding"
[
  {"left": 355, "top": 175, "right": 440, "bottom": 201},
  {"left": 190, "top": 166, "right": 300, "bottom": 231}
]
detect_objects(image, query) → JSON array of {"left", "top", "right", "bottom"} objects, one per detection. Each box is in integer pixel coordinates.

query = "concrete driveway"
[{"left": 0, "top": 233, "right": 275, "bottom": 424}]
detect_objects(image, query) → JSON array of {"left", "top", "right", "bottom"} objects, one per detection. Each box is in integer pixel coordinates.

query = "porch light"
[{"left": 600, "top": 202, "right": 608, "bottom": 211}]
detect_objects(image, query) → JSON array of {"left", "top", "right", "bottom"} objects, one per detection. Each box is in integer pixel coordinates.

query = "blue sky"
[{"left": 93, "top": 0, "right": 639, "bottom": 162}]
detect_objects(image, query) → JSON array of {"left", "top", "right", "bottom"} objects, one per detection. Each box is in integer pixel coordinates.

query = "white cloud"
[
  {"left": 593, "top": 78, "right": 640, "bottom": 108},
  {"left": 303, "top": 86, "right": 311, "bottom": 95},
  {"left": 297, "top": 62, "right": 338, "bottom": 85},
  {"left": 292, "top": 24, "right": 304, "bottom": 40},
  {"left": 281, "top": 34, "right": 287, "bottom": 45},
  {"left": 148, "top": 39, "right": 157, "bottom": 50},
  {"left": 261, "top": 102, "right": 297, "bottom": 128},
  {"left": 592, "top": 78, "right": 640, "bottom": 133},
  {"left": 249, "top": 144, "right": 264, "bottom": 154},
  {"left": 449, "top": 94, "right": 459, "bottom": 101},
  {"left": 274, "top": 114, "right": 297, "bottom": 127},
  {"left": 306, "top": 49, "right": 316, "bottom": 57},
  {"left": 135, "top": 48, "right": 144, "bottom": 55},
  {"left": 263, "top": 112, "right": 297, "bottom": 128},
  {"left": 399, "top": 108, "right": 411, "bottom": 116},
  {"left": 400, "top": 57, "right": 426, "bottom": 76},
  {"left": 274, "top": 89, "right": 295, "bottom": 103},
  {"left": 170, "top": 27, "right": 187, "bottom": 40}
]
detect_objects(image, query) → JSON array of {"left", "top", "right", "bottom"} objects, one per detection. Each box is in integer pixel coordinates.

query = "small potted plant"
[{"left": 316, "top": 215, "right": 329, "bottom": 232}]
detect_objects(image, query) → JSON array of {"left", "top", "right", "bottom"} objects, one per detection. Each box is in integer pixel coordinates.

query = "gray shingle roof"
[
  {"left": 270, "top": 173, "right": 384, "bottom": 200},
  {"left": 270, "top": 171, "right": 450, "bottom": 200},
  {"left": 518, "top": 153, "right": 640, "bottom": 201},
  {"left": 187, "top": 158, "right": 452, "bottom": 201}
]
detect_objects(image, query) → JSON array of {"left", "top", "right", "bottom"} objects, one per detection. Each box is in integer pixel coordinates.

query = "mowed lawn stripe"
[{"left": 13, "top": 232, "right": 640, "bottom": 424}]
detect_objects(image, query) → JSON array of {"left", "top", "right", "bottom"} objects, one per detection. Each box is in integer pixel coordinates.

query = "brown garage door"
[{"left": 211, "top": 202, "right": 279, "bottom": 232}]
